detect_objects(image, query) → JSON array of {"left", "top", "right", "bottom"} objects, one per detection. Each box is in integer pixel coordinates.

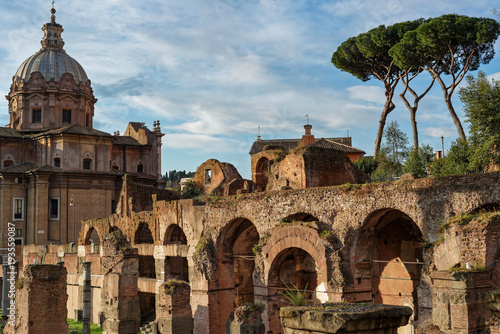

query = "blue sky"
[{"left": 1, "top": 0, "right": 499, "bottom": 178}]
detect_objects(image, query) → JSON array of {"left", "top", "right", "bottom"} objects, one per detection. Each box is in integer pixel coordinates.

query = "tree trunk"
[
  {"left": 374, "top": 85, "right": 397, "bottom": 158},
  {"left": 410, "top": 109, "right": 418, "bottom": 150},
  {"left": 444, "top": 96, "right": 466, "bottom": 140},
  {"left": 435, "top": 75, "right": 466, "bottom": 140}
]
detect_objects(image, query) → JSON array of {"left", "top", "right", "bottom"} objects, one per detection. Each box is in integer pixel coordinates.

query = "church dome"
[
  {"left": 14, "top": 7, "right": 88, "bottom": 84},
  {"left": 15, "top": 49, "right": 88, "bottom": 84}
]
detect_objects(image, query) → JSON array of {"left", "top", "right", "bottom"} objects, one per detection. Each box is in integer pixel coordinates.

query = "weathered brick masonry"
[{"left": 19, "top": 173, "right": 500, "bottom": 334}]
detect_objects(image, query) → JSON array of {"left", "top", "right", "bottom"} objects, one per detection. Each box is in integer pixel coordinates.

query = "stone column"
[
  {"left": 157, "top": 280, "right": 193, "bottom": 334},
  {"left": 82, "top": 261, "right": 91, "bottom": 334},
  {"left": 100, "top": 231, "right": 140, "bottom": 334},
  {"left": 4, "top": 264, "right": 68, "bottom": 334}
]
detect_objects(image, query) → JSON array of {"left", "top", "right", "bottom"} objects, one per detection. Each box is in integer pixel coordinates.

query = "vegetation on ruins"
[
  {"left": 281, "top": 280, "right": 310, "bottom": 306},
  {"left": 332, "top": 14, "right": 500, "bottom": 157},
  {"left": 164, "top": 279, "right": 189, "bottom": 294}
]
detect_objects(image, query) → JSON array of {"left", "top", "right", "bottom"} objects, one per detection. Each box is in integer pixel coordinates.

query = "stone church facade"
[{"left": 0, "top": 7, "right": 164, "bottom": 247}]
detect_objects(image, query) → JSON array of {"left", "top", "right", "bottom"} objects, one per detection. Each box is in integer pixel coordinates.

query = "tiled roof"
[
  {"left": 0, "top": 127, "right": 24, "bottom": 138},
  {"left": 249, "top": 137, "right": 364, "bottom": 155},
  {"left": 309, "top": 138, "right": 366, "bottom": 154},
  {"left": 0, "top": 162, "right": 38, "bottom": 173},
  {"left": 32, "top": 124, "right": 112, "bottom": 138},
  {"left": 113, "top": 136, "right": 143, "bottom": 146}
]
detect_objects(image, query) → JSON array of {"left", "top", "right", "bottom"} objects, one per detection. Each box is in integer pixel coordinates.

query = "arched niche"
[
  {"left": 164, "top": 225, "right": 187, "bottom": 245},
  {"left": 84, "top": 227, "right": 100, "bottom": 245},
  {"left": 134, "top": 222, "right": 154, "bottom": 244},
  {"left": 255, "top": 157, "right": 270, "bottom": 191},
  {"left": 355, "top": 208, "right": 423, "bottom": 323},
  {"left": 214, "top": 218, "right": 259, "bottom": 332}
]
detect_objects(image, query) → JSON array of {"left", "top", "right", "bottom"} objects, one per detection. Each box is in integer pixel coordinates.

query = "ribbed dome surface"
[{"left": 15, "top": 49, "right": 88, "bottom": 84}]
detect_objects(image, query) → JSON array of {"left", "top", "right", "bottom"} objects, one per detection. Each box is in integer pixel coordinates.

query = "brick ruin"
[{"left": 7, "top": 172, "right": 500, "bottom": 333}]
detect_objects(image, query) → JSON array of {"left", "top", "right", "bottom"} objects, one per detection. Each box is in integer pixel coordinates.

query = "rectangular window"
[
  {"left": 204, "top": 169, "right": 212, "bottom": 184},
  {"left": 32, "top": 109, "right": 41, "bottom": 123},
  {"left": 54, "top": 158, "right": 61, "bottom": 168},
  {"left": 13, "top": 198, "right": 23, "bottom": 220},
  {"left": 50, "top": 198, "right": 59, "bottom": 220},
  {"left": 62, "top": 109, "right": 71, "bottom": 123},
  {"left": 83, "top": 159, "right": 91, "bottom": 170}
]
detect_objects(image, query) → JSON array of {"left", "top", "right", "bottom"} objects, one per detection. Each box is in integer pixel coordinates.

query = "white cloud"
[{"left": 423, "top": 127, "right": 460, "bottom": 138}]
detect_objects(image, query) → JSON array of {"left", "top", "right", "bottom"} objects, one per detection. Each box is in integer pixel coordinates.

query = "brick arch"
[
  {"left": 261, "top": 225, "right": 328, "bottom": 286},
  {"left": 163, "top": 224, "right": 187, "bottom": 245},
  {"left": 79, "top": 219, "right": 110, "bottom": 246},
  {"left": 211, "top": 217, "right": 260, "bottom": 334},
  {"left": 352, "top": 207, "right": 423, "bottom": 325},
  {"left": 282, "top": 212, "right": 319, "bottom": 223},
  {"left": 134, "top": 222, "right": 154, "bottom": 244},
  {"left": 469, "top": 202, "right": 500, "bottom": 214}
]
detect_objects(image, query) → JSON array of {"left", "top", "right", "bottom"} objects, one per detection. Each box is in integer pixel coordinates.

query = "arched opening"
[
  {"left": 3, "top": 159, "right": 14, "bottom": 168},
  {"left": 84, "top": 227, "right": 100, "bottom": 245},
  {"left": 355, "top": 209, "right": 423, "bottom": 330},
  {"left": 134, "top": 223, "right": 154, "bottom": 244},
  {"left": 164, "top": 225, "right": 187, "bottom": 245},
  {"left": 135, "top": 223, "right": 155, "bottom": 279},
  {"left": 282, "top": 212, "right": 319, "bottom": 223},
  {"left": 255, "top": 157, "right": 270, "bottom": 191},
  {"left": 470, "top": 202, "right": 500, "bottom": 214},
  {"left": 215, "top": 218, "right": 259, "bottom": 333},
  {"left": 267, "top": 247, "right": 318, "bottom": 334},
  {"left": 164, "top": 225, "right": 189, "bottom": 282},
  {"left": 137, "top": 161, "right": 144, "bottom": 173}
]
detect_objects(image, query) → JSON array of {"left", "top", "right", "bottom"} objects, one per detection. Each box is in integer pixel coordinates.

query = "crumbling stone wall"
[
  {"left": 157, "top": 280, "right": 193, "bottom": 334},
  {"left": 22, "top": 173, "right": 500, "bottom": 334},
  {"left": 100, "top": 231, "right": 140, "bottom": 334}
]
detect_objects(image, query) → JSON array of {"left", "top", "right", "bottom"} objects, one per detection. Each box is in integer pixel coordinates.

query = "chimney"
[
  {"left": 300, "top": 124, "right": 315, "bottom": 146},
  {"left": 436, "top": 150, "right": 442, "bottom": 160}
]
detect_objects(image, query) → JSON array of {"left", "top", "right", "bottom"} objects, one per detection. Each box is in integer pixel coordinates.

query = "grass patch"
[{"left": 67, "top": 318, "right": 103, "bottom": 333}]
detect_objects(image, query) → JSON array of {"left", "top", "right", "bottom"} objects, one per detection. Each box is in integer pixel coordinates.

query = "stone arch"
[
  {"left": 470, "top": 202, "right": 500, "bottom": 214},
  {"left": 354, "top": 208, "right": 423, "bottom": 323},
  {"left": 213, "top": 217, "right": 260, "bottom": 333},
  {"left": 84, "top": 227, "right": 100, "bottom": 245},
  {"left": 164, "top": 224, "right": 187, "bottom": 245},
  {"left": 255, "top": 157, "right": 270, "bottom": 191},
  {"left": 134, "top": 222, "right": 154, "bottom": 244},
  {"left": 282, "top": 212, "right": 319, "bottom": 223},
  {"left": 2, "top": 154, "right": 14, "bottom": 168}
]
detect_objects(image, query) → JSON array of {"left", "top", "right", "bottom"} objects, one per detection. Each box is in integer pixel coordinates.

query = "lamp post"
[
  {"left": 70, "top": 194, "right": 75, "bottom": 243},
  {"left": 441, "top": 136, "right": 445, "bottom": 157}
]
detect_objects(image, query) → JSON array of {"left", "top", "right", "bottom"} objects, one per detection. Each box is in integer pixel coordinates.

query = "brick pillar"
[
  {"left": 4, "top": 264, "right": 67, "bottom": 334},
  {"left": 157, "top": 280, "right": 193, "bottom": 334},
  {"left": 430, "top": 270, "right": 492, "bottom": 333},
  {"left": 100, "top": 231, "right": 140, "bottom": 334}
]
